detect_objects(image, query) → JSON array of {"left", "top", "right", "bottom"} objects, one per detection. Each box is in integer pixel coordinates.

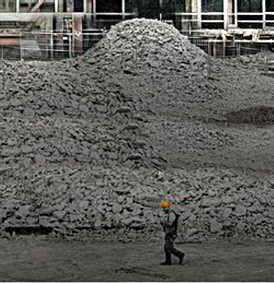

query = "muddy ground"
[{"left": 0, "top": 237, "right": 274, "bottom": 281}]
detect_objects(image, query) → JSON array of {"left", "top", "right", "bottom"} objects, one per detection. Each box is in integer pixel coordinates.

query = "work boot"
[
  {"left": 179, "top": 253, "right": 185, "bottom": 265},
  {"left": 160, "top": 261, "right": 171, "bottom": 265},
  {"left": 161, "top": 251, "right": 171, "bottom": 265}
]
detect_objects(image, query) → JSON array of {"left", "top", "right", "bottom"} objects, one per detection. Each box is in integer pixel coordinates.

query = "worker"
[{"left": 160, "top": 199, "right": 184, "bottom": 265}]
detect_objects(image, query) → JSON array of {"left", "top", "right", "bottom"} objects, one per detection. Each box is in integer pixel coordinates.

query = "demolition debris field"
[{"left": 0, "top": 18, "right": 274, "bottom": 245}]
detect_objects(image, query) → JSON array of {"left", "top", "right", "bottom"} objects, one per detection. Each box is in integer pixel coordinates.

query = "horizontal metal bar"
[
  {"left": 202, "top": 12, "right": 224, "bottom": 15},
  {"left": 201, "top": 20, "right": 224, "bottom": 23},
  {"left": 237, "top": 20, "right": 263, "bottom": 23},
  {"left": 180, "top": 20, "right": 198, "bottom": 22},
  {"left": 0, "top": 12, "right": 135, "bottom": 15},
  {"left": 94, "top": 12, "right": 135, "bottom": 16},
  {"left": 174, "top": 12, "right": 197, "bottom": 15},
  {"left": 175, "top": 12, "right": 223, "bottom": 16},
  {"left": 0, "top": 11, "right": 274, "bottom": 16},
  {"left": 237, "top": 12, "right": 263, "bottom": 15},
  {"left": 207, "top": 39, "right": 274, "bottom": 43},
  {"left": 175, "top": 12, "right": 274, "bottom": 16}
]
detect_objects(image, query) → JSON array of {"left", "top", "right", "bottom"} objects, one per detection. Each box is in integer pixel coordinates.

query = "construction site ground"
[
  {"left": 1, "top": 19, "right": 274, "bottom": 281},
  {"left": 0, "top": 237, "right": 274, "bottom": 281}
]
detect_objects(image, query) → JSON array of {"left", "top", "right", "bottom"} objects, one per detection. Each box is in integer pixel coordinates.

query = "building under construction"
[{"left": 1, "top": 0, "right": 274, "bottom": 59}]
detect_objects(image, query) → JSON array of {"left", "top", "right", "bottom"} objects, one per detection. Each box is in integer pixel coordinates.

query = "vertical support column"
[
  {"left": 86, "top": 0, "right": 92, "bottom": 12},
  {"left": 213, "top": 40, "right": 217, "bottom": 58},
  {"left": 192, "top": 0, "right": 197, "bottom": 12},
  {"left": 185, "top": 0, "right": 189, "bottom": 12},
  {"left": 16, "top": 0, "right": 20, "bottom": 12},
  {"left": 228, "top": 0, "right": 233, "bottom": 26},
  {"left": 262, "top": 0, "right": 266, "bottom": 29},
  {"left": 56, "top": 15, "right": 64, "bottom": 58},
  {"left": 55, "top": 0, "right": 58, "bottom": 12},
  {"left": 59, "top": 0, "right": 64, "bottom": 12},
  {"left": 67, "top": 0, "right": 73, "bottom": 12},
  {"left": 224, "top": 0, "right": 228, "bottom": 30},
  {"left": 48, "top": 15, "right": 54, "bottom": 60},
  {"left": 190, "top": 0, "right": 197, "bottom": 32},
  {"left": 159, "top": 0, "right": 163, "bottom": 20},
  {"left": 234, "top": 0, "right": 238, "bottom": 27},
  {"left": 50, "top": 31, "right": 54, "bottom": 60},
  {"left": 85, "top": 0, "right": 92, "bottom": 32},
  {"left": 72, "top": 14, "right": 83, "bottom": 56},
  {"left": 223, "top": 40, "right": 226, "bottom": 58},
  {"left": 122, "top": 0, "right": 125, "bottom": 20},
  {"left": 197, "top": 0, "right": 202, "bottom": 29},
  {"left": 93, "top": 0, "right": 96, "bottom": 20},
  {"left": 5, "top": 0, "right": 9, "bottom": 12},
  {"left": 19, "top": 35, "right": 22, "bottom": 60}
]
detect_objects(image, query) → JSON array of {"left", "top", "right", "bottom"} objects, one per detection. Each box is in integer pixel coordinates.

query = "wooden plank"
[
  {"left": 0, "top": 38, "right": 20, "bottom": 45},
  {"left": 30, "top": 0, "right": 45, "bottom": 12}
]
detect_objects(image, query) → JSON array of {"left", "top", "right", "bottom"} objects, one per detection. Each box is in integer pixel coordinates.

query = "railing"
[
  {"left": 0, "top": 29, "right": 266, "bottom": 61},
  {"left": 174, "top": 11, "right": 274, "bottom": 30},
  {"left": 0, "top": 29, "right": 105, "bottom": 60},
  {"left": 188, "top": 33, "right": 264, "bottom": 58}
]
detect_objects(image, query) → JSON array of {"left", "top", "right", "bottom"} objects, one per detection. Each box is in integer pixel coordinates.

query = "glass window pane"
[
  {"left": 136, "top": 0, "right": 160, "bottom": 18},
  {"left": 74, "top": 0, "right": 83, "bottom": 12},
  {"left": 266, "top": 0, "right": 274, "bottom": 11},
  {"left": 238, "top": 0, "right": 262, "bottom": 12},
  {"left": 162, "top": 0, "right": 175, "bottom": 13},
  {"left": 0, "top": 0, "right": 16, "bottom": 12},
  {"left": 174, "top": 0, "right": 197, "bottom": 12},
  {"left": 96, "top": 0, "right": 122, "bottom": 13},
  {"left": 202, "top": 0, "right": 223, "bottom": 12},
  {"left": 175, "top": 0, "right": 187, "bottom": 12},
  {"left": 125, "top": 0, "right": 137, "bottom": 13}
]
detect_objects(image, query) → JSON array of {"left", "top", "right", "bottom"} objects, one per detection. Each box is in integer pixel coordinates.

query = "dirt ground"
[{"left": 0, "top": 237, "right": 274, "bottom": 281}]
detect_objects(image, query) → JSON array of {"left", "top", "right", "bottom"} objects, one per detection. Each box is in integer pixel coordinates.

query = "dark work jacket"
[{"left": 160, "top": 209, "right": 179, "bottom": 236}]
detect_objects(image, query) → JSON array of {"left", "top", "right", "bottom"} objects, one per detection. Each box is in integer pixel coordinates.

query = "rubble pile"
[
  {"left": 0, "top": 19, "right": 273, "bottom": 241},
  {"left": 76, "top": 19, "right": 225, "bottom": 110},
  {"left": 0, "top": 59, "right": 165, "bottom": 171},
  {"left": 1, "top": 165, "right": 274, "bottom": 241},
  {"left": 82, "top": 18, "right": 207, "bottom": 71}
]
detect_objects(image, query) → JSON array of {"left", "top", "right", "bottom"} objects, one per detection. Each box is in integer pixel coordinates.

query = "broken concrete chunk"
[{"left": 210, "top": 219, "right": 223, "bottom": 233}]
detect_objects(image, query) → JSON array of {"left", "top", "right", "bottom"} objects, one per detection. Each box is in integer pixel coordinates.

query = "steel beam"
[
  {"left": 224, "top": 0, "right": 228, "bottom": 30},
  {"left": 197, "top": 0, "right": 201, "bottom": 28},
  {"left": 262, "top": 0, "right": 266, "bottom": 29}
]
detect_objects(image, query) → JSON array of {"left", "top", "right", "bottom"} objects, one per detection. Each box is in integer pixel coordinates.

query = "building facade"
[
  {"left": 0, "top": 0, "right": 274, "bottom": 59},
  {"left": 173, "top": 0, "right": 274, "bottom": 30}
]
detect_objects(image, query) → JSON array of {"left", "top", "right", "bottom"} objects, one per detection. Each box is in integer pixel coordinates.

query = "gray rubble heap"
[{"left": 0, "top": 19, "right": 273, "bottom": 241}]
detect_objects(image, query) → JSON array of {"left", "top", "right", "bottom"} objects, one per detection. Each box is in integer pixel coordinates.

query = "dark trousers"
[{"left": 164, "top": 234, "right": 183, "bottom": 263}]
